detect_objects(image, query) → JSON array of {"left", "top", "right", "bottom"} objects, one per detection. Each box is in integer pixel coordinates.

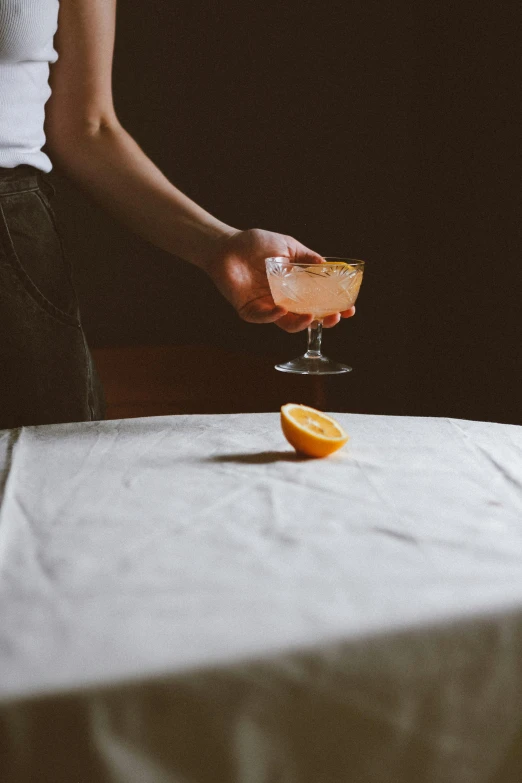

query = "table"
[{"left": 1, "top": 412, "right": 522, "bottom": 782}]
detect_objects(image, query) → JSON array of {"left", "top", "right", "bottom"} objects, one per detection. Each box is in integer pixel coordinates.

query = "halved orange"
[{"left": 281, "top": 403, "right": 349, "bottom": 458}]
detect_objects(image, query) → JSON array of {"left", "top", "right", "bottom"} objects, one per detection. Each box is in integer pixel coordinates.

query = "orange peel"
[{"left": 281, "top": 403, "right": 349, "bottom": 458}]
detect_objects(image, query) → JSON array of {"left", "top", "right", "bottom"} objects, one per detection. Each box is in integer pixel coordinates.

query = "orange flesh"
[{"left": 289, "top": 409, "right": 344, "bottom": 438}]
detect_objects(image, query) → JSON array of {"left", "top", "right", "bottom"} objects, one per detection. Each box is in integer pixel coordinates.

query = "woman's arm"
[
  {"left": 45, "top": 0, "right": 353, "bottom": 331},
  {"left": 45, "top": 0, "right": 236, "bottom": 270}
]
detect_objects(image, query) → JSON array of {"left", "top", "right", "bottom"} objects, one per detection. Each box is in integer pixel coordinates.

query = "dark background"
[{"left": 49, "top": 1, "right": 520, "bottom": 424}]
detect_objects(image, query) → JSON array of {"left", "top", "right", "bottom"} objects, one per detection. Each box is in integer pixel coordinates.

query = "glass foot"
[{"left": 275, "top": 355, "right": 352, "bottom": 375}]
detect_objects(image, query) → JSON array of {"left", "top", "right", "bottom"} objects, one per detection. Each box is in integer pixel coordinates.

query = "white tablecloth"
[{"left": 1, "top": 412, "right": 522, "bottom": 782}]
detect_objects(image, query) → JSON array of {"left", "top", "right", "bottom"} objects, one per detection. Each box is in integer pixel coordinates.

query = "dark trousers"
[{"left": 0, "top": 165, "right": 105, "bottom": 429}]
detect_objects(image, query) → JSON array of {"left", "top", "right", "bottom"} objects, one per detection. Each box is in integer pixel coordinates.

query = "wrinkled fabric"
[{"left": 1, "top": 412, "right": 522, "bottom": 782}]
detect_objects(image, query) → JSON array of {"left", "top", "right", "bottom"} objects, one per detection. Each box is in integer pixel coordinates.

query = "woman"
[{"left": 0, "top": 0, "right": 355, "bottom": 429}]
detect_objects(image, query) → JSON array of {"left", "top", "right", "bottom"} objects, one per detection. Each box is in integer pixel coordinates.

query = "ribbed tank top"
[{"left": 0, "top": 0, "right": 59, "bottom": 172}]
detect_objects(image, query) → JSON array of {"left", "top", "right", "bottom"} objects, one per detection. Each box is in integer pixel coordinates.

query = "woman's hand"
[{"left": 206, "top": 228, "right": 356, "bottom": 333}]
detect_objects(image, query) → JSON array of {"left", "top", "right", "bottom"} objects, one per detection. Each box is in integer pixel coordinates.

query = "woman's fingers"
[
  {"left": 322, "top": 313, "right": 341, "bottom": 328},
  {"left": 275, "top": 308, "right": 355, "bottom": 332},
  {"left": 275, "top": 313, "right": 314, "bottom": 333},
  {"left": 238, "top": 297, "right": 287, "bottom": 323},
  {"left": 267, "top": 304, "right": 356, "bottom": 333}
]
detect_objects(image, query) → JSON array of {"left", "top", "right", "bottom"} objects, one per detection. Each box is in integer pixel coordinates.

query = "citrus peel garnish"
[
  {"left": 304, "top": 261, "right": 356, "bottom": 275},
  {"left": 281, "top": 403, "right": 349, "bottom": 458}
]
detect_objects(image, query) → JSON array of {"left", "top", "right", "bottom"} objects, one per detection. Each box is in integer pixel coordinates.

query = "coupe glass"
[{"left": 265, "top": 257, "right": 365, "bottom": 374}]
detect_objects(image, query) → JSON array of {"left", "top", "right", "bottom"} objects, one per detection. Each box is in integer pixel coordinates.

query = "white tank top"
[{"left": 0, "top": 0, "right": 59, "bottom": 173}]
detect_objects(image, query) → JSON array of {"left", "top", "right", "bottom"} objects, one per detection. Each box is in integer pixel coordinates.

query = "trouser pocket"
[
  {"left": 0, "top": 174, "right": 106, "bottom": 427},
  {"left": 0, "top": 189, "right": 80, "bottom": 325}
]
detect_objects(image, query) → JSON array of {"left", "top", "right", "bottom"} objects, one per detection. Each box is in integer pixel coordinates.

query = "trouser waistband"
[{"left": 0, "top": 165, "right": 44, "bottom": 195}]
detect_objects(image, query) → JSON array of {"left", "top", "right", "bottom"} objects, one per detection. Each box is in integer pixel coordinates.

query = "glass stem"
[{"left": 305, "top": 320, "right": 323, "bottom": 358}]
